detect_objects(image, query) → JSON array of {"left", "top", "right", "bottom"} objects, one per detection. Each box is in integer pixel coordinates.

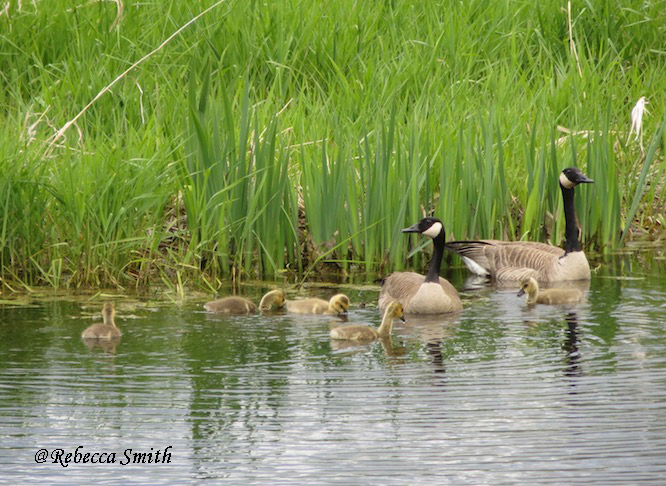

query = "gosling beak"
[
  {"left": 517, "top": 288, "right": 525, "bottom": 297},
  {"left": 399, "top": 315, "right": 406, "bottom": 322},
  {"left": 402, "top": 222, "right": 421, "bottom": 233}
]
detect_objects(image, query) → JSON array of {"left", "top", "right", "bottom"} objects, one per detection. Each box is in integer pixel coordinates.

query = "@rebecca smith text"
[{"left": 35, "top": 446, "right": 172, "bottom": 467}]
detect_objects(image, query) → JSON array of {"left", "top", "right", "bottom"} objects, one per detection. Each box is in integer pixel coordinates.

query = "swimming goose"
[
  {"left": 82, "top": 303, "right": 122, "bottom": 339},
  {"left": 517, "top": 277, "right": 582, "bottom": 305},
  {"left": 378, "top": 217, "right": 462, "bottom": 314},
  {"left": 446, "top": 167, "right": 594, "bottom": 282},
  {"left": 330, "top": 301, "right": 405, "bottom": 341},
  {"left": 204, "top": 289, "right": 286, "bottom": 314},
  {"left": 286, "top": 293, "right": 349, "bottom": 315}
]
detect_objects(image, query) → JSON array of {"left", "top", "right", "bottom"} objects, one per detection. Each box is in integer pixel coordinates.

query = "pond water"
[{"left": 1, "top": 248, "right": 666, "bottom": 484}]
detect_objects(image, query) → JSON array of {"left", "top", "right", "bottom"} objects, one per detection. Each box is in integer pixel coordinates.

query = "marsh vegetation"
[{"left": 0, "top": 0, "right": 664, "bottom": 289}]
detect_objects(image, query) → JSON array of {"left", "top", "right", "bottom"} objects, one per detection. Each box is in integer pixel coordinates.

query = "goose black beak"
[
  {"left": 402, "top": 223, "right": 421, "bottom": 233},
  {"left": 579, "top": 175, "right": 594, "bottom": 184},
  {"left": 517, "top": 288, "right": 525, "bottom": 297}
]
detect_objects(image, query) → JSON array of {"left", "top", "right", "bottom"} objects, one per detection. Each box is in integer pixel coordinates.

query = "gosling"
[
  {"left": 204, "top": 289, "right": 286, "bottom": 314},
  {"left": 286, "top": 293, "right": 350, "bottom": 315},
  {"left": 517, "top": 277, "right": 582, "bottom": 305},
  {"left": 81, "top": 303, "right": 122, "bottom": 339},
  {"left": 330, "top": 301, "right": 405, "bottom": 341}
]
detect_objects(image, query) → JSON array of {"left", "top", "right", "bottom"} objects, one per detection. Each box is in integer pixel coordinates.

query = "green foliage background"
[{"left": 0, "top": 0, "right": 664, "bottom": 288}]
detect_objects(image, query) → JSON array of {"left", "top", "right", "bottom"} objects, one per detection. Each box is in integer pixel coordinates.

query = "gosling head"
[
  {"left": 517, "top": 277, "right": 538, "bottom": 298},
  {"left": 386, "top": 301, "right": 406, "bottom": 322},
  {"left": 402, "top": 217, "right": 444, "bottom": 240},
  {"left": 102, "top": 302, "right": 116, "bottom": 323},
  {"left": 559, "top": 167, "right": 594, "bottom": 190},
  {"left": 259, "top": 289, "right": 286, "bottom": 310},
  {"left": 329, "top": 294, "right": 350, "bottom": 315}
]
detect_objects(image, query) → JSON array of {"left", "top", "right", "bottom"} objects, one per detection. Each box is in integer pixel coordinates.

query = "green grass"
[{"left": 0, "top": 0, "right": 664, "bottom": 289}]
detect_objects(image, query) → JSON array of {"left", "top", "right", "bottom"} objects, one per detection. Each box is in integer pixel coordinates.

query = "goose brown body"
[
  {"left": 82, "top": 303, "right": 122, "bottom": 339},
  {"left": 379, "top": 217, "right": 462, "bottom": 314},
  {"left": 446, "top": 167, "right": 594, "bottom": 283}
]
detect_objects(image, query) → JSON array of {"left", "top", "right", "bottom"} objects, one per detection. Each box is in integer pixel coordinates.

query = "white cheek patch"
[
  {"left": 422, "top": 222, "right": 442, "bottom": 238},
  {"left": 559, "top": 172, "right": 575, "bottom": 189}
]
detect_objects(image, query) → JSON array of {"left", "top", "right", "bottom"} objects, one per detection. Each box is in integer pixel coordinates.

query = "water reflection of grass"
[{"left": 0, "top": 1, "right": 664, "bottom": 289}]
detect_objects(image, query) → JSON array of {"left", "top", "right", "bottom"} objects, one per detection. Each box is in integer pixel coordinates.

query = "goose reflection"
[
  {"left": 394, "top": 313, "right": 460, "bottom": 374},
  {"left": 562, "top": 311, "right": 581, "bottom": 378}
]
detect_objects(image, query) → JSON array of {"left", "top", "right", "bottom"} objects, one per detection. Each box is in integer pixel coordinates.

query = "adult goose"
[
  {"left": 445, "top": 167, "right": 593, "bottom": 282},
  {"left": 378, "top": 217, "right": 462, "bottom": 314}
]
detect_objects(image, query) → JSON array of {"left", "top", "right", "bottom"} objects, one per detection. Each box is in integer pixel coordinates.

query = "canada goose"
[
  {"left": 330, "top": 301, "right": 405, "bottom": 341},
  {"left": 378, "top": 217, "right": 462, "bottom": 314},
  {"left": 81, "top": 303, "right": 122, "bottom": 339},
  {"left": 204, "top": 289, "right": 286, "bottom": 314},
  {"left": 517, "top": 277, "right": 582, "bottom": 305},
  {"left": 286, "top": 293, "right": 350, "bottom": 315},
  {"left": 446, "top": 167, "right": 594, "bottom": 282}
]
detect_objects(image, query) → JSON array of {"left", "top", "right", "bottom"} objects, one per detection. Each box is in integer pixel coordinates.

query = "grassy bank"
[{"left": 0, "top": 0, "right": 664, "bottom": 289}]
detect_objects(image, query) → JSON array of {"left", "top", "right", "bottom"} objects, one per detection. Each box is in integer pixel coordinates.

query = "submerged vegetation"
[{"left": 0, "top": 0, "right": 664, "bottom": 289}]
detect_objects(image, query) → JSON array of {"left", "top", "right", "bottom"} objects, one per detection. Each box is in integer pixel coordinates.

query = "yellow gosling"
[
  {"left": 204, "top": 289, "right": 286, "bottom": 314},
  {"left": 82, "top": 303, "right": 122, "bottom": 339},
  {"left": 330, "top": 302, "right": 405, "bottom": 341},
  {"left": 517, "top": 277, "right": 583, "bottom": 305},
  {"left": 286, "top": 293, "right": 350, "bottom": 315},
  {"left": 204, "top": 296, "right": 257, "bottom": 314},
  {"left": 259, "top": 289, "right": 286, "bottom": 311}
]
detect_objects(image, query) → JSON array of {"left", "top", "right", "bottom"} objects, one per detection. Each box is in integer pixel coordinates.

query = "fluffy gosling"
[
  {"left": 517, "top": 277, "right": 582, "bottom": 305},
  {"left": 81, "top": 303, "right": 122, "bottom": 339},
  {"left": 286, "top": 293, "right": 350, "bottom": 315},
  {"left": 330, "top": 301, "right": 405, "bottom": 341},
  {"left": 204, "top": 289, "right": 286, "bottom": 314}
]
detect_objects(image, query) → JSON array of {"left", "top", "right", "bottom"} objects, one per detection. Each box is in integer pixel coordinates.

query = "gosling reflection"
[
  {"left": 82, "top": 335, "right": 121, "bottom": 354},
  {"left": 329, "top": 334, "right": 407, "bottom": 361}
]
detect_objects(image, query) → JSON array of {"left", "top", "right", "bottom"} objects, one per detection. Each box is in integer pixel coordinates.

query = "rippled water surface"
[{"left": 2, "top": 252, "right": 666, "bottom": 484}]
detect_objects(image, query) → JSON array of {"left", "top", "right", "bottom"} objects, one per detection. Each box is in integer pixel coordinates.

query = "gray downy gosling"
[
  {"left": 82, "top": 303, "right": 122, "bottom": 339},
  {"left": 330, "top": 301, "right": 405, "bottom": 341},
  {"left": 517, "top": 277, "right": 582, "bottom": 305},
  {"left": 286, "top": 293, "right": 350, "bottom": 315},
  {"left": 204, "top": 289, "right": 286, "bottom": 314}
]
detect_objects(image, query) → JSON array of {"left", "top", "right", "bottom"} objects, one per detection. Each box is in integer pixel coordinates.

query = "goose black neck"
[
  {"left": 561, "top": 184, "right": 581, "bottom": 253},
  {"left": 425, "top": 231, "right": 445, "bottom": 283}
]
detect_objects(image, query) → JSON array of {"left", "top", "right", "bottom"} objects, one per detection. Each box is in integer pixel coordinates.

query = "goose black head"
[
  {"left": 402, "top": 217, "right": 444, "bottom": 239},
  {"left": 559, "top": 167, "right": 594, "bottom": 189}
]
